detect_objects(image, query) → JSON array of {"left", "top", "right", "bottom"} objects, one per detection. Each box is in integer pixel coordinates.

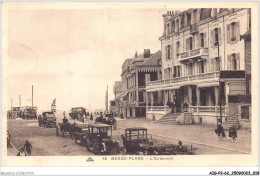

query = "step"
[{"left": 154, "top": 119, "right": 177, "bottom": 123}]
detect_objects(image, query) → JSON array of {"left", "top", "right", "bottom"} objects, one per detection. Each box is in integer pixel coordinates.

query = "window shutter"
[
  {"left": 174, "top": 66, "right": 177, "bottom": 77},
  {"left": 218, "top": 27, "right": 222, "bottom": 45},
  {"left": 197, "top": 34, "right": 200, "bottom": 48},
  {"left": 186, "top": 38, "right": 189, "bottom": 51},
  {"left": 227, "top": 55, "right": 231, "bottom": 70},
  {"left": 211, "top": 58, "right": 214, "bottom": 71},
  {"left": 236, "top": 53, "right": 240, "bottom": 70},
  {"left": 192, "top": 37, "right": 195, "bottom": 50},
  {"left": 204, "top": 32, "right": 207, "bottom": 47},
  {"left": 210, "top": 30, "right": 214, "bottom": 47},
  {"left": 227, "top": 24, "right": 230, "bottom": 43},
  {"left": 236, "top": 21, "right": 240, "bottom": 41},
  {"left": 165, "top": 46, "right": 168, "bottom": 59},
  {"left": 219, "top": 57, "right": 222, "bottom": 71}
]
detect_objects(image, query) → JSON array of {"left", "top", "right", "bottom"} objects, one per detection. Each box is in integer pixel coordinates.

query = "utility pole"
[
  {"left": 11, "top": 98, "right": 13, "bottom": 109},
  {"left": 217, "top": 41, "right": 222, "bottom": 124},
  {"left": 105, "top": 85, "right": 108, "bottom": 111},
  {"left": 32, "top": 85, "right": 34, "bottom": 108},
  {"left": 19, "top": 95, "right": 21, "bottom": 107}
]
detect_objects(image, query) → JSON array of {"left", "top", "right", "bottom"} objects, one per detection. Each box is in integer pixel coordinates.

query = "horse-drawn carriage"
[
  {"left": 56, "top": 122, "right": 73, "bottom": 138},
  {"left": 95, "top": 111, "right": 117, "bottom": 130}
]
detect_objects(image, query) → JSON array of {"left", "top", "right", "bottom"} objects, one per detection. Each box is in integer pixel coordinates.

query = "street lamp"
[{"left": 215, "top": 41, "right": 222, "bottom": 124}]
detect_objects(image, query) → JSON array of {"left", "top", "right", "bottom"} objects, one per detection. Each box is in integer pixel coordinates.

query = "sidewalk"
[{"left": 116, "top": 118, "right": 251, "bottom": 154}]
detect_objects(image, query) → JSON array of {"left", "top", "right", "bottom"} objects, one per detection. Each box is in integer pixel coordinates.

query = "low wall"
[{"left": 146, "top": 113, "right": 165, "bottom": 121}]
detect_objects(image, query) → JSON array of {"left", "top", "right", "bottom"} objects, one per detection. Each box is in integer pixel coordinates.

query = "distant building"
[
  {"left": 110, "top": 81, "right": 122, "bottom": 116},
  {"left": 146, "top": 8, "right": 251, "bottom": 128},
  {"left": 120, "top": 49, "right": 162, "bottom": 118}
]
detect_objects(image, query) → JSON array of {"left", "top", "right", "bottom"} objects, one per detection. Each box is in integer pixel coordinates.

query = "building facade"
[
  {"left": 146, "top": 8, "right": 251, "bottom": 128},
  {"left": 120, "top": 50, "right": 162, "bottom": 118},
  {"left": 110, "top": 81, "right": 123, "bottom": 116}
]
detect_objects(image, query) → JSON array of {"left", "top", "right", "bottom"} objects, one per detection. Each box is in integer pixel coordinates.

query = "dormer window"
[{"left": 171, "top": 21, "right": 175, "bottom": 33}]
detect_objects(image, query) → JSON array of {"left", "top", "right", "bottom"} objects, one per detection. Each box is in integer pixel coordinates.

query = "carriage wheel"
[
  {"left": 56, "top": 127, "right": 59, "bottom": 136},
  {"left": 86, "top": 140, "right": 90, "bottom": 151},
  {"left": 93, "top": 142, "right": 100, "bottom": 155},
  {"left": 113, "top": 121, "right": 117, "bottom": 130}
]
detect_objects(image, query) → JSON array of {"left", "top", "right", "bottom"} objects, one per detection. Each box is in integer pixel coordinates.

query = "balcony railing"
[
  {"left": 146, "top": 106, "right": 170, "bottom": 114},
  {"left": 190, "top": 106, "right": 227, "bottom": 116},
  {"left": 190, "top": 24, "right": 198, "bottom": 34},
  {"left": 179, "top": 47, "right": 209, "bottom": 61},
  {"left": 146, "top": 72, "right": 219, "bottom": 87}
]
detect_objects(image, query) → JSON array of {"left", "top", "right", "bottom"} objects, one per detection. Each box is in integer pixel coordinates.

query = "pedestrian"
[
  {"left": 63, "top": 116, "right": 68, "bottom": 123},
  {"left": 176, "top": 141, "right": 185, "bottom": 152},
  {"left": 17, "top": 148, "right": 26, "bottom": 156},
  {"left": 24, "top": 140, "right": 33, "bottom": 156},
  {"left": 120, "top": 113, "right": 123, "bottom": 119},
  {"left": 215, "top": 122, "right": 226, "bottom": 141},
  {"left": 90, "top": 113, "right": 93, "bottom": 121},
  {"left": 63, "top": 111, "right": 65, "bottom": 116},
  {"left": 7, "top": 131, "right": 11, "bottom": 148},
  {"left": 229, "top": 126, "right": 238, "bottom": 143}
]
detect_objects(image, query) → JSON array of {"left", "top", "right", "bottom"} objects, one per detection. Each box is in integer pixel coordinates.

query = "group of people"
[
  {"left": 215, "top": 122, "right": 238, "bottom": 142},
  {"left": 62, "top": 112, "right": 94, "bottom": 124}
]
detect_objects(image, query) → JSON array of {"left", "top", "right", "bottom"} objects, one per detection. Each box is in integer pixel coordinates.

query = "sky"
[{"left": 5, "top": 9, "right": 166, "bottom": 111}]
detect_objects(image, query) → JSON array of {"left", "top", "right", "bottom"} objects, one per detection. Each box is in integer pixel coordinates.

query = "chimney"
[{"left": 143, "top": 49, "right": 150, "bottom": 58}]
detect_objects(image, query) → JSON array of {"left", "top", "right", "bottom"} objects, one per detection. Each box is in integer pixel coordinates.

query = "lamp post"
[{"left": 216, "top": 41, "right": 222, "bottom": 124}]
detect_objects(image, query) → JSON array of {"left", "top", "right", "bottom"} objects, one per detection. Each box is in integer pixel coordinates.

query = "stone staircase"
[
  {"left": 153, "top": 113, "right": 182, "bottom": 124},
  {"left": 223, "top": 115, "right": 239, "bottom": 129}
]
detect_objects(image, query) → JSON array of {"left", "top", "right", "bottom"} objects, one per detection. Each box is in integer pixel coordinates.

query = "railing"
[
  {"left": 179, "top": 47, "right": 209, "bottom": 60},
  {"left": 190, "top": 106, "right": 227, "bottom": 115},
  {"left": 146, "top": 106, "right": 170, "bottom": 113},
  {"left": 147, "top": 72, "right": 219, "bottom": 87}
]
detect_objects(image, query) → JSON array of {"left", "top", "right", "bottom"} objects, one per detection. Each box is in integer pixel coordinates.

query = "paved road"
[{"left": 7, "top": 116, "right": 251, "bottom": 156}]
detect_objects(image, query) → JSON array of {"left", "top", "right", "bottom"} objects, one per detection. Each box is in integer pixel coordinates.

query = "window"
[
  {"left": 241, "top": 106, "right": 250, "bottom": 120},
  {"left": 171, "top": 22, "right": 175, "bottom": 33},
  {"left": 228, "top": 53, "right": 240, "bottom": 70},
  {"left": 173, "top": 66, "right": 181, "bottom": 78},
  {"left": 166, "top": 45, "right": 171, "bottom": 59},
  {"left": 231, "top": 22, "right": 236, "bottom": 41},
  {"left": 166, "top": 23, "right": 170, "bottom": 36},
  {"left": 215, "top": 57, "right": 220, "bottom": 71},
  {"left": 211, "top": 27, "right": 221, "bottom": 47},
  {"left": 232, "top": 54, "right": 237, "bottom": 70},
  {"left": 214, "top": 28, "right": 219, "bottom": 46},
  {"left": 176, "top": 20, "right": 179, "bottom": 32},
  {"left": 176, "top": 41, "right": 180, "bottom": 56},
  {"left": 193, "top": 9, "right": 197, "bottom": 23},
  {"left": 188, "top": 63, "right": 193, "bottom": 75},
  {"left": 186, "top": 37, "right": 193, "bottom": 51},
  {"left": 200, "top": 33, "right": 204, "bottom": 47},
  {"left": 200, "top": 60, "right": 205, "bottom": 73},
  {"left": 227, "top": 22, "right": 240, "bottom": 43}
]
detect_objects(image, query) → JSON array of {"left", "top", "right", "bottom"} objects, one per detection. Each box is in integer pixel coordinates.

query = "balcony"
[
  {"left": 179, "top": 48, "right": 209, "bottom": 62},
  {"left": 146, "top": 72, "right": 219, "bottom": 91},
  {"left": 190, "top": 24, "right": 198, "bottom": 34}
]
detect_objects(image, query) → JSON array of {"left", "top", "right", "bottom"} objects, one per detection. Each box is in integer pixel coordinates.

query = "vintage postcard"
[{"left": 1, "top": 1, "right": 258, "bottom": 167}]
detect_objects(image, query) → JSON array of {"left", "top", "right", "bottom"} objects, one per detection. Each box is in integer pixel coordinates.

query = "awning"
[{"left": 197, "top": 82, "right": 219, "bottom": 88}]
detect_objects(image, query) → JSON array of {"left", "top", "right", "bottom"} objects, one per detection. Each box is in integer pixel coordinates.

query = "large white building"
[{"left": 146, "top": 8, "right": 251, "bottom": 128}]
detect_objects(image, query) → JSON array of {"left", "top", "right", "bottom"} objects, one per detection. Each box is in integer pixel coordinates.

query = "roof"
[
  {"left": 139, "top": 50, "right": 161, "bottom": 67},
  {"left": 241, "top": 29, "right": 251, "bottom": 40},
  {"left": 88, "top": 123, "right": 112, "bottom": 128},
  {"left": 125, "top": 127, "right": 148, "bottom": 131},
  {"left": 200, "top": 8, "right": 212, "bottom": 21}
]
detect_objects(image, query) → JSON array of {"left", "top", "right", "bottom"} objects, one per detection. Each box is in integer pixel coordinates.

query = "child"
[
  {"left": 215, "top": 122, "right": 225, "bottom": 141},
  {"left": 229, "top": 126, "right": 238, "bottom": 143}
]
